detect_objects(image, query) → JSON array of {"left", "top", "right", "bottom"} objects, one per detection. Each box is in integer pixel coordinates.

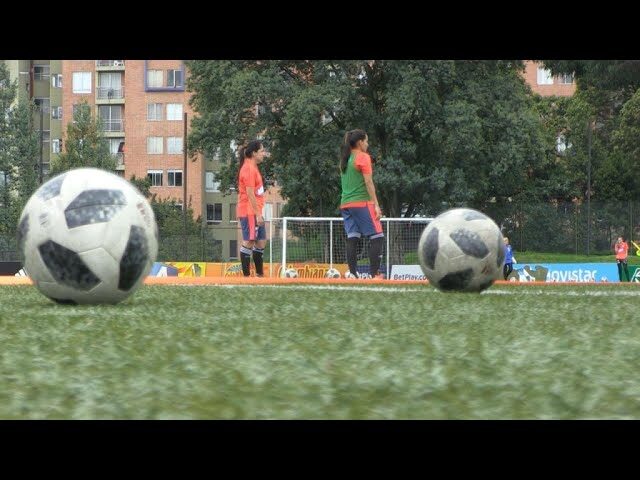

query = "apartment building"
[
  {"left": 4, "top": 60, "right": 63, "bottom": 178},
  {"left": 523, "top": 60, "right": 576, "bottom": 96},
  {"left": 61, "top": 60, "right": 284, "bottom": 261}
]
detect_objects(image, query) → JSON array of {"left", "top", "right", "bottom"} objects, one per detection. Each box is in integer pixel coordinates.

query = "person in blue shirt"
[{"left": 503, "top": 236, "right": 516, "bottom": 280}]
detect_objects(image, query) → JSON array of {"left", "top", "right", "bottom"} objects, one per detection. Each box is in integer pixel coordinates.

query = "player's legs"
[
  {"left": 503, "top": 262, "right": 513, "bottom": 280},
  {"left": 252, "top": 225, "right": 267, "bottom": 277},
  {"left": 622, "top": 260, "right": 630, "bottom": 282},
  {"left": 240, "top": 216, "right": 257, "bottom": 276},
  {"left": 349, "top": 204, "right": 384, "bottom": 278},
  {"left": 341, "top": 208, "right": 361, "bottom": 277}
]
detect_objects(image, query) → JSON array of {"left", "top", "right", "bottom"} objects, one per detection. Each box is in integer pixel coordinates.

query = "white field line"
[{"left": 172, "top": 284, "right": 640, "bottom": 296}]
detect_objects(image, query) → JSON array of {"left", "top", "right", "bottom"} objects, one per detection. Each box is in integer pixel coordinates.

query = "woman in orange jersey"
[
  {"left": 237, "top": 140, "right": 267, "bottom": 277},
  {"left": 614, "top": 236, "right": 630, "bottom": 282},
  {"left": 339, "top": 129, "right": 384, "bottom": 279}
]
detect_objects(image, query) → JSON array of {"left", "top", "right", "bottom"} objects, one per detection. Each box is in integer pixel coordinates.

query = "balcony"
[
  {"left": 96, "top": 86, "right": 125, "bottom": 104},
  {"left": 101, "top": 120, "right": 124, "bottom": 135},
  {"left": 96, "top": 60, "right": 125, "bottom": 70}
]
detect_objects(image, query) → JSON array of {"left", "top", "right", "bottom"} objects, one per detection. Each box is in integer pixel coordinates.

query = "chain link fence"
[
  {"left": 2, "top": 201, "right": 639, "bottom": 263},
  {"left": 483, "top": 200, "right": 640, "bottom": 255}
]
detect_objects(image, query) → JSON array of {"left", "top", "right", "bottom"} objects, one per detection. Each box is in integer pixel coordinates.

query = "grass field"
[{"left": 2, "top": 281, "right": 640, "bottom": 419}]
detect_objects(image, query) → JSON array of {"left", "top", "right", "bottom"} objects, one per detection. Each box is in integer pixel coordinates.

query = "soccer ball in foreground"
[
  {"left": 418, "top": 208, "right": 504, "bottom": 292},
  {"left": 284, "top": 268, "right": 299, "bottom": 278},
  {"left": 325, "top": 268, "right": 341, "bottom": 279},
  {"left": 17, "top": 168, "right": 158, "bottom": 304}
]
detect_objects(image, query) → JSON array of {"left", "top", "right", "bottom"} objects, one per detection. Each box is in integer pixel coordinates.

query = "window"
[
  {"left": 166, "top": 103, "right": 183, "bottom": 120},
  {"left": 42, "top": 130, "right": 50, "bottom": 150},
  {"left": 207, "top": 203, "right": 223, "bottom": 224},
  {"left": 147, "top": 137, "right": 163, "bottom": 154},
  {"left": 51, "top": 106, "right": 62, "bottom": 119},
  {"left": 229, "top": 203, "right": 237, "bottom": 222},
  {"left": 51, "top": 74, "right": 62, "bottom": 88},
  {"left": 229, "top": 240, "right": 238, "bottom": 260},
  {"left": 109, "top": 138, "right": 125, "bottom": 162},
  {"left": 147, "top": 70, "right": 163, "bottom": 88},
  {"left": 72, "top": 72, "right": 92, "bottom": 93},
  {"left": 34, "top": 98, "right": 50, "bottom": 113},
  {"left": 99, "top": 105, "right": 123, "bottom": 132},
  {"left": 147, "top": 103, "right": 163, "bottom": 121},
  {"left": 536, "top": 67, "right": 553, "bottom": 85},
  {"left": 34, "top": 65, "right": 50, "bottom": 80},
  {"left": 167, "top": 69, "right": 183, "bottom": 88},
  {"left": 263, "top": 203, "right": 273, "bottom": 221},
  {"left": 168, "top": 170, "right": 183, "bottom": 187},
  {"left": 51, "top": 139, "right": 62, "bottom": 154},
  {"left": 205, "top": 171, "right": 220, "bottom": 192},
  {"left": 559, "top": 73, "right": 574, "bottom": 85},
  {"left": 167, "top": 137, "right": 183, "bottom": 154},
  {"left": 97, "top": 72, "right": 123, "bottom": 99},
  {"left": 147, "top": 170, "right": 163, "bottom": 186},
  {"left": 0, "top": 171, "right": 9, "bottom": 188}
]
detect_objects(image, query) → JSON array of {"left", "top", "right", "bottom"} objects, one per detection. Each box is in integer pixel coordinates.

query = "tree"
[
  {"left": 0, "top": 63, "right": 39, "bottom": 238},
  {"left": 51, "top": 100, "right": 117, "bottom": 174},
  {"left": 186, "top": 60, "right": 545, "bottom": 218},
  {"left": 5, "top": 97, "right": 40, "bottom": 230}
]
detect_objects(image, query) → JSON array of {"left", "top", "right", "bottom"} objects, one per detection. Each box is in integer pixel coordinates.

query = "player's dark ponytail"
[{"left": 340, "top": 129, "right": 367, "bottom": 173}]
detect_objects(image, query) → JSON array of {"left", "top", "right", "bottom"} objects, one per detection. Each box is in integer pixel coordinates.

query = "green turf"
[{"left": 1, "top": 282, "right": 639, "bottom": 419}]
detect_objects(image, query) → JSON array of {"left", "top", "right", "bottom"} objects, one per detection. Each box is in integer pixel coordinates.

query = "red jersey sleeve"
[{"left": 354, "top": 152, "right": 372, "bottom": 174}]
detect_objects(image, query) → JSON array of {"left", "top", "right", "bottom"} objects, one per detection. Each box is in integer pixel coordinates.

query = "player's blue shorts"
[
  {"left": 239, "top": 215, "right": 266, "bottom": 241},
  {"left": 340, "top": 203, "right": 384, "bottom": 239}
]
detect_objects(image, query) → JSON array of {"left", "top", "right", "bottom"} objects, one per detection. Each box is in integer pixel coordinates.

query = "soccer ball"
[
  {"left": 417, "top": 208, "right": 504, "bottom": 292},
  {"left": 17, "top": 168, "right": 158, "bottom": 304},
  {"left": 284, "top": 268, "right": 299, "bottom": 278},
  {"left": 325, "top": 268, "right": 341, "bottom": 279}
]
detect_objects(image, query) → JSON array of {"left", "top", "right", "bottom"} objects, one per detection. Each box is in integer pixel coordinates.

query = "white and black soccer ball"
[
  {"left": 284, "top": 268, "right": 299, "bottom": 278},
  {"left": 417, "top": 208, "right": 504, "bottom": 292},
  {"left": 325, "top": 268, "right": 341, "bottom": 279},
  {"left": 17, "top": 168, "right": 158, "bottom": 304}
]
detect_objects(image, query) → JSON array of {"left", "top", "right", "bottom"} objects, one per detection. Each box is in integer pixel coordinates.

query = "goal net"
[{"left": 268, "top": 217, "right": 432, "bottom": 278}]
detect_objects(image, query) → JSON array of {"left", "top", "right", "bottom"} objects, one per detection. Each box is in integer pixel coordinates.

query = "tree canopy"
[{"left": 187, "top": 60, "right": 546, "bottom": 217}]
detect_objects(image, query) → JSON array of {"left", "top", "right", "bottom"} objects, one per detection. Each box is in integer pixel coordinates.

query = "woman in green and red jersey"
[{"left": 339, "top": 129, "right": 384, "bottom": 279}]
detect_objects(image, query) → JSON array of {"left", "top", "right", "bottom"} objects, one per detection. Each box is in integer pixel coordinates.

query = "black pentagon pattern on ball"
[
  {"left": 118, "top": 225, "right": 149, "bottom": 291},
  {"left": 496, "top": 232, "right": 505, "bottom": 267},
  {"left": 37, "top": 174, "right": 66, "bottom": 200},
  {"left": 438, "top": 268, "right": 474, "bottom": 291},
  {"left": 64, "top": 189, "right": 127, "bottom": 229},
  {"left": 462, "top": 210, "right": 488, "bottom": 221},
  {"left": 422, "top": 227, "right": 439, "bottom": 270},
  {"left": 450, "top": 228, "right": 489, "bottom": 259},
  {"left": 17, "top": 214, "right": 29, "bottom": 253},
  {"left": 38, "top": 240, "right": 101, "bottom": 291}
]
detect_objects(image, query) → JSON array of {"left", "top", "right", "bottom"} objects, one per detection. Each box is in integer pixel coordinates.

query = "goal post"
[{"left": 269, "top": 217, "right": 433, "bottom": 278}]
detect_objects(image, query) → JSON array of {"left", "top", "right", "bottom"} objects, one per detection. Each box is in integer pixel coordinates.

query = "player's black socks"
[
  {"left": 369, "top": 236, "right": 383, "bottom": 276},
  {"left": 346, "top": 237, "right": 359, "bottom": 276},
  {"left": 252, "top": 247, "right": 264, "bottom": 277},
  {"left": 240, "top": 246, "right": 252, "bottom": 276}
]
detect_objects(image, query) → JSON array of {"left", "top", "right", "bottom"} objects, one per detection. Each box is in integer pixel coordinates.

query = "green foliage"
[
  {"left": 0, "top": 64, "right": 39, "bottom": 237},
  {"left": 187, "top": 60, "right": 545, "bottom": 218},
  {"left": 51, "top": 100, "right": 117, "bottom": 174}
]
